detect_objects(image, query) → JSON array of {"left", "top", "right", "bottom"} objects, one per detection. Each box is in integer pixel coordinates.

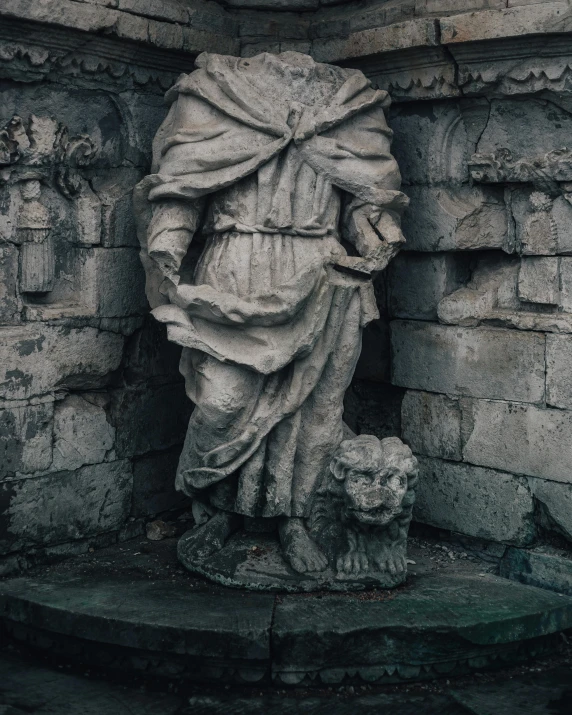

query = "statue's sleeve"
[
  {"left": 299, "top": 103, "right": 409, "bottom": 271},
  {"left": 298, "top": 103, "right": 408, "bottom": 210}
]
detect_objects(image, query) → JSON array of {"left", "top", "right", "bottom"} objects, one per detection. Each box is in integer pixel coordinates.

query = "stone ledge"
[
  {"left": 0, "top": 0, "right": 239, "bottom": 57},
  {"left": 441, "top": 2, "right": 572, "bottom": 45},
  {"left": 1, "top": 538, "right": 572, "bottom": 686},
  {"left": 501, "top": 546, "right": 572, "bottom": 596},
  {"left": 312, "top": 18, "right": 439, "bottom": 63}
]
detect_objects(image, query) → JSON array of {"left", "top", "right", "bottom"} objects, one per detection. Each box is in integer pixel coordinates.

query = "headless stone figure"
[{"left": 135, "top": 50, "right": 409, "bottom": 576}]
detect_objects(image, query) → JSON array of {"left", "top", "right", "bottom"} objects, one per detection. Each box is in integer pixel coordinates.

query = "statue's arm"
[{"left": 147, "top": 198, "right": 204, "bottom": 284}]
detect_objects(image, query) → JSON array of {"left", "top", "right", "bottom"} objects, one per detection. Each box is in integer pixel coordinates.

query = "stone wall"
[
  {"left": 1, "top": 0, "right": 571, "bottom": 571},
  {"left": 0, "top": 0, "right": 239, "bottom": 575},
  {"left": 349, "top": 1, "right": 572, "bottom": 551}
]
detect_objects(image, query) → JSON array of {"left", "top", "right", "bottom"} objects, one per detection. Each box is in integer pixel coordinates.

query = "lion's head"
[{"left": 329, "top": 435, "right": 418, "bottom": 526}]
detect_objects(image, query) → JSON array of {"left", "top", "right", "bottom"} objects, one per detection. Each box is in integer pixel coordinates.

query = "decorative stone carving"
[
  {"left": 310, "top": 436, "right": 418, "bottom": 581},
  {"left": 17, "top": 179, "right": 55, "bottom": 293},
  {"left": 469, "top": 148, "right": 572, "bottom": 186},
  {"left": 136, "top": 51, "right": 413, "bottom": 590},
  {"left": 0, "top": 113, "right": 108, "bottom": 318}
]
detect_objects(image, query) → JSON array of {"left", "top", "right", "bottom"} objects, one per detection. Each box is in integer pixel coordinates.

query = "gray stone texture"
[
  {"left": 111, "top": 384, "right": 191, "bottom": 459},
  {"left": 0, "top": 3, "right": 205, "bottom": 572},
  {"left": 391, "top": 321, "right": 545, "bottom": 403},
  {"left": 0, "top": 325, "right": 125, "bottom": 401},
  {"left": 414, "top": 456, "right": 535, "bottom": 545},
  {"left": 546, "top": 334, "right": 572, "bottom": 410},
  {"left": 501, "top": 546, "right": 572, "bottom": 597},
  {"left": 529, "top": 478, "right": 572, "bottom": 543},
  {"left": 462, "top": 399, "right": 572, "bottom": 484},
  {"left": 0, "top": 461, "right": 132, "bottom": 556},
  {"left": 52, "top": 394, "right": 115, "bottom": 473},
  {"left": 387, "top": 252, "right": 471, "bottom": 320},
  {"left": 400, "top": 186, "right": 509, "bottom": 252},
  {"left": 518, "top": 257, "right": 560, "bottom": 306},
  {"left": 0, "top": 400, "right": 54, "bottom": 479},
  {"left": 401, "top": 390, "right": 462, "bottom": 461}
]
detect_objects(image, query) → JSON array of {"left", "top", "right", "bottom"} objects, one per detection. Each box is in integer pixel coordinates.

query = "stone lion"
[{"left": 308, "top": 435, "right": 418, "bottom": 579}]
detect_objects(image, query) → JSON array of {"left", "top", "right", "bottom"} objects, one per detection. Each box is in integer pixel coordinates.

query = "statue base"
[
  {"left": 177, "top": 530, "right": 405, "bottom": 592},
  {"left": 1, "top": 535, "right": 572, "bottom": 687}
]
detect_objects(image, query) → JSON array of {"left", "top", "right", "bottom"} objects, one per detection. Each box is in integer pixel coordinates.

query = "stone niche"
[{"left": 1, "top": 0, "right": 572, "bottom": 587}]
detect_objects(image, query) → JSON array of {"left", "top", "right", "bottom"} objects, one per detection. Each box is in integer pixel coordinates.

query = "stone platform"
[{"left": 1, "top": 537, "right": 572, "bottom": 687}]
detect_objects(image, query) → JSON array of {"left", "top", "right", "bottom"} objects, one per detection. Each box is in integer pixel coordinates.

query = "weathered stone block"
[
  {"left": 530, "top": 478, "right": 572, "bottom": 543},
  {"left": 546, "top": 334, "right": 572, "bottom": 410},
  {"left": 420, "top": 0, "right": 505, "bottom": 12},
  {"left": 84, "top": 248, "right": 147, "bottom": 318},
  {"left": 401, "top": 390, "right": 462, "bottom": 461},
  {"left": 0, "top": 461, "right": 132, "bottom": 555},
  {"left": 414, "top": 456, "right": 535, "bottom": 545},
  {"left": 401, "top": 186, "right": 508, "bottom": 252},
  {"left": 100, "top": 191, "right": 139, "bottom": 248},
  {"left": 441, "top": 3, "right": 572, "bottom": 45},
  {"left": 312, "top": 18, "right": 438, "bottom": 64},
  {"left": 511, "top": 189, "right": 561, "bottom": 256},
  {"left": 518, "top": 257, "right": 559, "bottom": 305},
  {"left": 501, "top": 546, "right": 572, "bottom": 596},
  {"left": 391, "top": 321, "right": 545, "bottom": 403},
  {"left": 437, "top": 254, "right": 520, "bottom": 327},
  {"left": 559, "top": 257, "right": 572, "bottom": 313},
  {"left": 132, "top": 447, "right": 188, "bottom": 517},
  {"left": 75, "top": 189, "right": 102, "bottom": 246},
  {"left": 463, "top": 399, "right": 572, "bottom": 483},
  {"left": 476, "top": 97, "right": 572, "bottom": 164},
  {"left": 387, "top": 252, "right": 470, "bottom": 320},
  {"left": 0, "top": 400, "right": 53, "bottom": 479},
  {"left": 111, "top": 383, "right": 191, "bottom": 458},
  {"left": 389, "top": 102, "right": 469, "bottom": 185},
  {"left": 118, "top": 0, "right": 188, "bottom": 25},
  {"left": 52, "top": 394, "right": 115, "bottom": 472},
  {"left": 551, "top": 196, "right": 572, "bottom": 255},
  {"left": 0, "top": 325, "right": 125, "bottom": 400},
  {"left": 0, "top": 243, "right": 20, "bottom": 324}
]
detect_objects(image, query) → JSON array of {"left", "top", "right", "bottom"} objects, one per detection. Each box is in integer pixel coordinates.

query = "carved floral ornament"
[{"left": 0, "top": 114, "right": 96, "bottom": 196}]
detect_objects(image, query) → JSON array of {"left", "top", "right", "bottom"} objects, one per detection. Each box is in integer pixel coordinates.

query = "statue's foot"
[
  {"left": 279, "top": 517, "right": 328, "bottom": 573},
  {"left": 180, "top": 510, "right": 241, "bottom": 562}
]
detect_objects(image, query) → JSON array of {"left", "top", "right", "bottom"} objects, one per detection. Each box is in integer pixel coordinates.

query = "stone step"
[{"left": 1, "top": 539, "right": 571, "bottom": 687}]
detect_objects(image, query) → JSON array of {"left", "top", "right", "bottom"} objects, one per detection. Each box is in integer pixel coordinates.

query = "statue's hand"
[{"left": 342, "top": 204, "right": 406, "bottom": 274}]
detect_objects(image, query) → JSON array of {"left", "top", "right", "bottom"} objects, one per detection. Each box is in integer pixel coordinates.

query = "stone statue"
[{"left": 135, "top": 51, "right": 415, "bottom": 589}]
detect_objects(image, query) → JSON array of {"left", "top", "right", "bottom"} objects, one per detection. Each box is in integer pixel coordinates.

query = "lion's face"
[{"left": 342, "top": 467, "right": 408, "bottom": 526}]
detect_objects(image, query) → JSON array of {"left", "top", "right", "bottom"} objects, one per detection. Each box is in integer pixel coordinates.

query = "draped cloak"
[{"left": 134, "top": 51, "right": 408, "bottom": 518}]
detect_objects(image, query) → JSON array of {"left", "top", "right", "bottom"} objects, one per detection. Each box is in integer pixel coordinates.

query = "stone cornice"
[{"left": 3, "top": 1, "right": 572, "bottom": 101}]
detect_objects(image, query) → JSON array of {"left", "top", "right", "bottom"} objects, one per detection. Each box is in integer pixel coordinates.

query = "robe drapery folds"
[{"left": 134, "top": 51, "right": 408, "bottom": 518}]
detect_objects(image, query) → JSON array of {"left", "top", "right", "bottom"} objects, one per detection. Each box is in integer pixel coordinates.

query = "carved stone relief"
[
  {"left": 136, "top": 51, "right": 416, "bottom": 590},
  {"left": 0, "top": 113, "right": 106, "bottom": 319},
  {"left": 438, "top": 143, "right": 572, "bottom": 333}
]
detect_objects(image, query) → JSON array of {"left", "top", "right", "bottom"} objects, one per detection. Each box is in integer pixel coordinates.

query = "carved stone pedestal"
[{"left": 178, "top": 530, "right": 406, "bottom": 592}]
